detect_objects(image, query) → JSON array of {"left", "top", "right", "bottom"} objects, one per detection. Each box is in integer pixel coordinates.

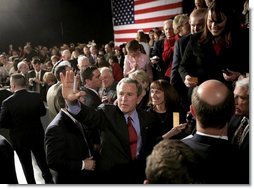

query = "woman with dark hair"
[
  {"left": 108, "top": 55, "right": 123, "bottom": 82},
  {"left": 179, "top": 0, "right": 248, "bottom": 102},
  {"left": 146, "top": 79, "right": 191, "bottom": 141}
]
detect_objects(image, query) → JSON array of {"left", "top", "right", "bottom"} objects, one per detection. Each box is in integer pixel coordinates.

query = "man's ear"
[{"left": 190, "top": 105, "right": 196, "bottom": 118}]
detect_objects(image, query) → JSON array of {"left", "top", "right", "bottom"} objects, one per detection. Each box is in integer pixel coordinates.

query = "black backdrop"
[
  {"left": 0, "top": 0, "right": 201, "bottom": 52},
  {"left": 0, "top": 0, "right": 113, "bottom": 52}
]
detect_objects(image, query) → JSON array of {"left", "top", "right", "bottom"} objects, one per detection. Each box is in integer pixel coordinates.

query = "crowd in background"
[{"left": 0, "top": 0, "right": 250, "bottom": 184}]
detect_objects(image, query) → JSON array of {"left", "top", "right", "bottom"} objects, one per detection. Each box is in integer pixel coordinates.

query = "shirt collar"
[
  {"left": 196, "top": 131, "right": 228, "bottom": 140},
  {"left": 86, "top": 86, "right": 99, "bottom": 96},
  {"left": 124, "top": 109, "right": 138, "bottom": 122},
  {"left": 36, "top": 70, "right": 41, "bottom": 75}
]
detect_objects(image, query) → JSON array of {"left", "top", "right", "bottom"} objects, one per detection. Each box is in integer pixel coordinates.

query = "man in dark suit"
[
  {"left": 0, "top": 73, "right": 53, "bottom": 184},
  {"left": 182, "top": 79, "right": 243, "bottom": 184},
  {"left": 60, "top": 71, "right": 157, "bottom": 183},
  {"left": 79, "top": 66, "right": 102, "bottom": 158},
  {"left": 45, "top": 108, "right": 96, "bottom": 184},
  {"left": 80, "top": 66, "right": 102, "bottom": 108},
  {"left": 0, "top": 88, "right": 12, "bottom": 106},
  {"left": 228, "top": 77, "right": 249, "bottom": 183},
  {"left": 170, "top": 8, "right": 207, "bottom": 110},
  {"left": 0, "top": 134, "right": 18, "bottom": 184},
  {"left": 0, "top": 88, "right": 13, "bottom": 144},
  {"left": 27, "top": 58, "right": 47, "bottom": 101}
]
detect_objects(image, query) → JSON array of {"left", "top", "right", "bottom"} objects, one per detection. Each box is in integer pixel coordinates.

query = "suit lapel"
[
  {"left": 137, "top": 110, "right": 149, "bottom": 143},
  {"left": 120, "top": 114, "right": 130, "bottom": 150},
  {"left": 109, "top": 106, "right": 131, "bottom": 158}
]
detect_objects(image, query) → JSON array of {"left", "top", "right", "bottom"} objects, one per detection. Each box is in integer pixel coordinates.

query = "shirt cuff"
[
  {"left": 81, "top": 160, "right": 85, "bottom": 170},
  {"left": 67, "top": 101, "right": 81, "bottom": 115}
]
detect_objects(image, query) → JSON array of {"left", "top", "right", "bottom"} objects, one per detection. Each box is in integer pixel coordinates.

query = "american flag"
[{"left": 112, "top": 0, "right": 183, "bottom": 46}]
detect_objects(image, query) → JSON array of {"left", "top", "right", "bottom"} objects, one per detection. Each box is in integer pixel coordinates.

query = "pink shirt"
[{"left": 123, "top": 52, "right": 153, "bottom": 81}]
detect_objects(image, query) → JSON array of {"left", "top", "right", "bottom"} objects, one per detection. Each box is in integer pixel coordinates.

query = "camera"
[{"left": 185, "top": 112, "right": 196, "bottom": 135}]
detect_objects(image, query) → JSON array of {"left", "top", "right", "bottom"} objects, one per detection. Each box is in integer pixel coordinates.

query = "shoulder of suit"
[
  {"left": 28, "top": 70, "right": 35, "bottom": 74},
  {"left": 80, "top": 86, "right": 89, "bottom": 92},
  {"left": 137, "top": 108, "right": 156, "bottom": 120},
  {"left": 180, "top": 34, "right": 191, "bottom": 42},
  {"left": 27, "top": 90, "right": 38, "bottom": 94},
  {"left": 189, "top": 32, "right": 203, "bottom": 42},
  {"left": 26, "top": 90, "right": 42, "bottom": 98},
  {"left": 1, "top": 93, "right": 14, "bottom": 103},
  {"left": 46, "top": 111, "right": 71, "bottom": 130}
]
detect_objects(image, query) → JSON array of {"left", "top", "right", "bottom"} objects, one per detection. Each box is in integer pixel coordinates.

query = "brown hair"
[
  {"left": 126, "top": 40, "right": 140, "bottom": 52},
  {"left": 200, "top": 0, "right": 233, "bottom": 47},
  {"left": 149, "top": 79, "right": 180, "bottom": 112}
]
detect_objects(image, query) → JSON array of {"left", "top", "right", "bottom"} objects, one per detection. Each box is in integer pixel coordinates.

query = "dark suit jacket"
[
  {"left": 170, "top": 35, "right": 190, "bottom": 94},
  {"left": 0, "top": 135, "right": 18, "bottom": 184},
  {"left": 228, "top": 115, "right": 249, "bottom": 183},
  {"left": 75, "top": 104, "right": 157, "bottom": 183},
  {"left": 80, "top": 87, "right": 102, "bottom": 109},
  {"left": 228, "top": 116, "right": 249, "bottom": 150},
  {"left": 0, "top": 89, "right": 46, "bottom": 143},
  {"left": 45, "top": 110, "right": 95, "bottom": 184},
  {"left": 27, "top": 69, "right": 47, "bottom": 101},
  {"left": 0, "top": 88, "right": 12, "bottom": 107},
  {"left": 170, "top": 35, "right": 191, "bottom": 110},
  {"left": 150, "top": 38, "right": 167, "bottom": 80},
  {"left": 182, "top": 134, "right": 243, "bottom": 184}
]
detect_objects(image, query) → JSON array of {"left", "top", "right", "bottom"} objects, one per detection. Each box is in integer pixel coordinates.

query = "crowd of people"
[{"left": 0, "top": 0, "right": 249, "bottom": 184}]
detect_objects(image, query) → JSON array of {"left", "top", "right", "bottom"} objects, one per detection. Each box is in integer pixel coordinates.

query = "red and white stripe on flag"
[{"left": 112, "top": 0, "right": 183, "bottom": 46}]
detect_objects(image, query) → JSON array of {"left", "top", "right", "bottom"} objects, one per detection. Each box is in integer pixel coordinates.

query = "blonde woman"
[{"left": 173, "top": 14, "right": 190, "bottom": 37}]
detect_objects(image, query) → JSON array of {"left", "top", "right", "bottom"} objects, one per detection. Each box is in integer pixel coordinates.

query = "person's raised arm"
[{"left": 60, "top": 70, "right": 85, "bottom": 114}]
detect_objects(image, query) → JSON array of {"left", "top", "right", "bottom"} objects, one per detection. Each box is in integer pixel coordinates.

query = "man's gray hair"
[
  {"left": 116, "top": 77, "right": 143, "bottom": 97},
  {"left": 78, "top": 56, "right": 90, "bottom": 65},
  {"left": 235, "top": 77, "right": 249, "bottom": 95}
]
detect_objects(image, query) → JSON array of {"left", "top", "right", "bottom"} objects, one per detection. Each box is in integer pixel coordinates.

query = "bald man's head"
[
  {"left": 191, "top": 80, "right": 234, "bottom": 129},
  {"left": 197, "top": 80, "right": 228, "bottom": 105}
]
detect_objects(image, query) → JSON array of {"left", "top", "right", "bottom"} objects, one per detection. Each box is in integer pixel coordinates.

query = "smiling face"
[
  {"left": 117, "top": 82, "right": 140, "bottom": 114},
  {"left": 150, "top": 88, "right": 165, "bottom": 107},
  {"left": 164, "top": 20, "right": 174, "bottom": 39},
  {"left": 207, "top": 10, "right": 227, "bottom": 37},
  {"left": 190, "top": 15, "right": 205, "bottom": 34}
]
